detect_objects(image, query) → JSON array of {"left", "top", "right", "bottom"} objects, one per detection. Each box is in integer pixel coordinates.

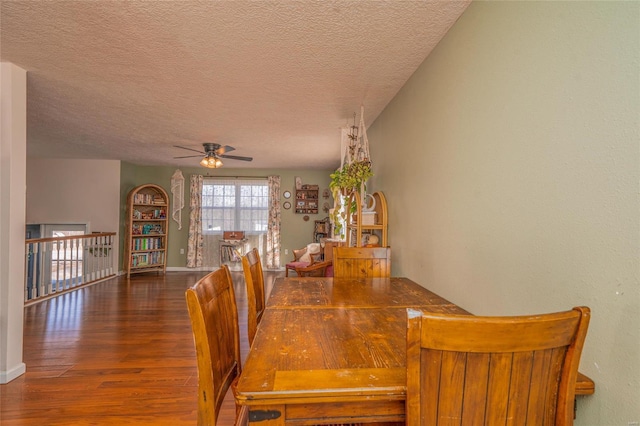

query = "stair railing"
[{"left": 24, "top": 232, "right": 116, "bottom": 304}]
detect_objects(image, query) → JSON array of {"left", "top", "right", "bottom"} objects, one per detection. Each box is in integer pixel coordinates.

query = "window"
[{"left": 202, "top": 178, "right": 268, "bottom": 233}]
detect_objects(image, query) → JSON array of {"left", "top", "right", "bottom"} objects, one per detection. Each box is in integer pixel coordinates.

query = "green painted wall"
[
  {"left": 119, "top": 163, "right": 334, "bottom": 269},
  {"left": 367, "top": 2, "right": 639, "bottom": 423}
]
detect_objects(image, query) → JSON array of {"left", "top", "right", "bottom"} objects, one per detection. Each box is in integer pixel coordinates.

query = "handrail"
[
  {"left": 24, "top": 232, "right": 116, "bottom": 305},
  {"left": 25, "top": 234, "right": 106, "bottom": 244}
]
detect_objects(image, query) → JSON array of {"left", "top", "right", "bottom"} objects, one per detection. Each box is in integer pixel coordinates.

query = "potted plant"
[
  {"left": 330, "top": 160, "right": 373, "bottom": 196},
  {"left": 329, "top": 160, "right": 373, "bottom": 239}
]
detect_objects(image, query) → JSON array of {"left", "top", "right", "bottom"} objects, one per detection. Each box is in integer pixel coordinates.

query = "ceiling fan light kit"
[{"left": 200, "top": 155, "right": 223, "bottom": 168}]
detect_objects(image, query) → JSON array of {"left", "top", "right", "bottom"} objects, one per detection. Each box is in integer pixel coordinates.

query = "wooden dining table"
[{"left": 235, "top": 276, "right": 594, "bottom": 425}]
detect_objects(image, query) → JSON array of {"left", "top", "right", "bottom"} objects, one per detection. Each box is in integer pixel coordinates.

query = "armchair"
[{"left": 285, "top": 243, "right": 322, "bottom": 276}]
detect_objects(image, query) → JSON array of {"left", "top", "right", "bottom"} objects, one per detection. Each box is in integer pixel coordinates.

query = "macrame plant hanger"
[
  {"left": 171, "top": 169, "right": 185, "bottom": 230},
  {"left": 350, "top": 105, "right": 371, "bottom": 202},
  {"left": 356, "top": 105, "right": 371, "bottom": 164}
]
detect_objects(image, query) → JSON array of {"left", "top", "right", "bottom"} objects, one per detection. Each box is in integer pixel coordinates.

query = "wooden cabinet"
[
  {"left": 346, "top": 191, "right": 388, "bottom": 247},
  {"left": 295, "top": 185, "right": 319, "bottom": 214},
  {"left": 313, "top": 217, "right": 331, "bottom": 243},
  {"left": 124, "top": 184, "right": 169, "bottom": 277},
  {"left": 322, "top": 239, "right": 344, "bottom": 262}
]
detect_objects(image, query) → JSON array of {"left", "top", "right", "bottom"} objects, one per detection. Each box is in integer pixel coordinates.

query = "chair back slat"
[
  {"left": 407, "top": 307, "right": 590, "bottom": 426},
  {"left": 332, "top": 247, "right": 391, "bottom": 278},
  {"left": 242, "top": 248, "right": 265, "bottom": 346},
  {"left": 185, "top": 265, "right": 242, "bottom": 426}
]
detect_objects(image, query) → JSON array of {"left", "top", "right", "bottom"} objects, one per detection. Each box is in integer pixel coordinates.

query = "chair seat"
[
  {"left": 295, "top": 260, "right": 331, "bottom": 277},
  {"left": 286, "top": 261, "right": 310, "bottom": 270}
]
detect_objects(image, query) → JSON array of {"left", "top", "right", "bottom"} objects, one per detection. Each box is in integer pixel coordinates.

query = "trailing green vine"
[
  {"left": 329, "top": 160, "right": 373, "bottom": 195},
  {"left": 329, "top": 160, "right": 373, "bottom": 239}
]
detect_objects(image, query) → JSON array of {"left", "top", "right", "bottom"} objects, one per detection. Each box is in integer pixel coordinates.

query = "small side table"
[{"left": 219, "top": 239, "right": 248, "bottom": 267}]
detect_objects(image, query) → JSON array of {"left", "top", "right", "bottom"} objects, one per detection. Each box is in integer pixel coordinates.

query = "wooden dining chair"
[
  {"left": 185, "top": 265, "right": 247, "bottom": 426},
  {"left": 406, "top": 306, "right": 591, "bottom": 426},
  {"left": 241, "top": 248, "right": 265, "bottom": 346},
  {"left": 332, "top": 246, "right": 391, "bottom": 278},
  {"left": 295, "top": 260, "right": 332, "bottom": 277}
]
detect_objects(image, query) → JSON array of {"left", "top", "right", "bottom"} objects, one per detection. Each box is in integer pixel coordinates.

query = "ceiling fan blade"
[
  {"left": 215, "top": 145, "right": 235, "bottom": 155},
  {"left": 174, "top": 145, "right": 204, "bottom": 154},
  {"left": 174, "top": 154, "right": 203, "bottom": 159},
  {"left": 219, "top": 154, "right": 253, "bottom": 162}
]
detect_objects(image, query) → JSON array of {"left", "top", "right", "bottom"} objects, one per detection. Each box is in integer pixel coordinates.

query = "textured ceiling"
[{"left": 1, "top": 1, "right": 470, "bottom": 169}]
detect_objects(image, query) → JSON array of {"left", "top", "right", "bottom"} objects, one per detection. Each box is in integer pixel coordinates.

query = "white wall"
[
  {"left": 368, "top": 2, "right": 639, "bottom": 424},
  {"left": 0, "top": 62, "right": 27, "bottom": 383},
  {"left": 26, "top": 158, "right": 121, "bottom": 263}
]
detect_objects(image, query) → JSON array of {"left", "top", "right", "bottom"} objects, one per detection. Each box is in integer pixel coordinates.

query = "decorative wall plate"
[{"left": 283, "top": 201, "right": 291, "bottom": 210}]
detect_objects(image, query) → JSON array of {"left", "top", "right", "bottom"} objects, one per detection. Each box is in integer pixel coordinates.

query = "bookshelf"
[{"left": 124, "top": 184, "right": 169, "bottom": 277}]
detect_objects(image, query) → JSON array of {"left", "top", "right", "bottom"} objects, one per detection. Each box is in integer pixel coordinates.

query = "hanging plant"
[
  {"left": 330, "top": 160, "right": 373, "bottom": 196},
  {"left": 344, "top": 160, "right": 373, "bottom": 193},
  {"left": 329, "top": 106, "right": 374, "bottom": 240}
]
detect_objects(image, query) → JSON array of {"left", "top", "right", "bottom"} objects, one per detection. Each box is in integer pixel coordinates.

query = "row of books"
[
  {"left": 132, "top": 208, "right": 166, "bottom": 220},
  {"left": 221, "top": 245, "right": 242, "bottom": 263},
  {"left": 132, "top": 237, "right": 163, "bottom": 251},
  {"left": 131, "top": 251, "right": 164, "bottom": 267},
  {"left": 132, "top": 224, "right": 164, "bottom": 235},
  {"left": 133, "top": 193, "right": 165, "bottom": 205}
]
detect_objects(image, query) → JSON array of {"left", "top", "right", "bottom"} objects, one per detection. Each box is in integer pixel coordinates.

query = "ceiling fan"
[{"left": 174, "top": 143, "right": 253, "bottom": 168}]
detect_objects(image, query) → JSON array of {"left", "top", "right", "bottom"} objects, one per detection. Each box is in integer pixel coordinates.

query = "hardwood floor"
[{"left": 0, "top": 269, "right": 283, "bottom": 425}]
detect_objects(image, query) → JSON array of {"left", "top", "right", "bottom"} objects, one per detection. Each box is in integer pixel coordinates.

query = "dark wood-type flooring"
[{"left": 1, "top": 270, "right": 283, "bottom": 425}]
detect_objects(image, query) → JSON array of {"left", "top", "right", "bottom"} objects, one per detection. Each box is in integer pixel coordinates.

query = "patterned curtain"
[
  {"left": 186, "top": 175, "right": 204, "bottom": 268},
  {"left": 266, "top": 175, "right": 281, "bottom": 269}
]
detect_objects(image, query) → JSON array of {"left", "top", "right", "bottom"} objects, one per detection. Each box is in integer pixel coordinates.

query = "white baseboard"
[
  {"left": 166, "top": 266, "right": 216, "bottom": 272},
  {"left": 165, "top": 266, "right": 285, "bottom": 272},
  {"left": 121, "top": 266, "right": 286, "bottom": 274},
  {"left": 0, "top": 362, "right": 26, "bottom": 384}
]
